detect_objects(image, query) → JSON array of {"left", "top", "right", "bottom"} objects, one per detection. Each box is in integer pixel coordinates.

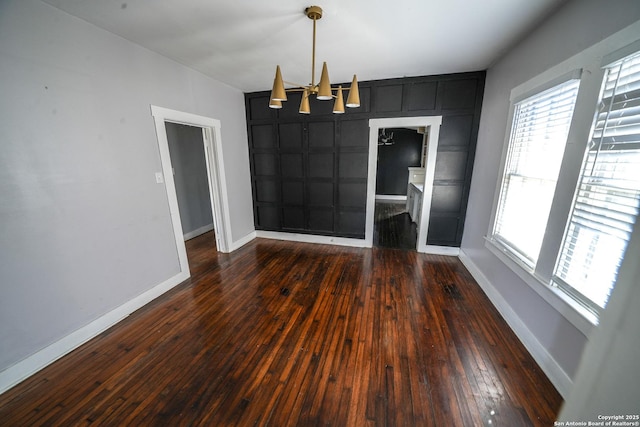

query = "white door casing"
[
  {"left": 151, "top": 105, "right": 232, "bottom": 277},
  {"left": 367, "top": 116, "right": 442, "bottom": 253}
]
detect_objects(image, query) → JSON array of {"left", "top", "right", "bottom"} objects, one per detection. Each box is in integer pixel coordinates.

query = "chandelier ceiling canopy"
[{"left": 269, "top": 6, "right": 360, "bottom": 114}]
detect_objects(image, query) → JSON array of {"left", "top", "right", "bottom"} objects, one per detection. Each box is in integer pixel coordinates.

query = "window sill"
[{"left": 484, "top": 236, "right": 597, "bottom": 337}]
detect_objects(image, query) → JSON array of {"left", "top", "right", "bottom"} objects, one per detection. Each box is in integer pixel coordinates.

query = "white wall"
[
  {"left": 0, "top": 0, "right": 253, "bottom": 383},
  {"left": 460, "top": 0, "right": 640, "bottom": 397}
]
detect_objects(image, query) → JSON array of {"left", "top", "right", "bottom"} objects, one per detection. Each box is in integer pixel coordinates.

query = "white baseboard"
[
  {"left": 256, "top": 230, "right": 371, "bottom": 248},
  {"left": 255, "top": 231, "right": 461, "bottom": 255},
  {"left": 0, "top": 270, "right": 190, "bottom": 395},
  {"left": 229, "top": 230, "right": 256, "bottom": 252},
  {"left": 458, "top": 249, "right": 572, "bottom": 398},
  {"left": 423, "top": 245, "right": 460, "bottom": 256},
  {"left": 183, "top": 223, "right": 214, "bottom": 241},
  {"left": 375, "top": 195, "right": 407, "bottom": 202}
]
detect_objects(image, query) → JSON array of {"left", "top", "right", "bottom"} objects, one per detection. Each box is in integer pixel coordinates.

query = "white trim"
[
  {"left": 510, "top": 69, "right": 582, "bottom": 104},
  {"left": 255, "top": 231, "right": 458, "bottom": 254},
  {"left": 458, "top": 250, "right": 573, "bottom": 398},
  {"left": 415, "top": 122, "right": 441, "bottom": 253},
  {"left": 484, "top": 236, "right": 596, "bottom": 336},
  {"left": 484, "top": 66, "right": 604, "bottom": 333},
  {"left": 0, "top": 270, "right": 189, "bottom": 395},
  {"left": 375, "top": 195, "right": 407, "bottom": 202},
  {"left": 424, "top": 245, "right": 460, "bottom": 256},
  {"left": 256, "top": 231, "right": 370, "bottom": 248},
  {"left": 183, "top": 223, "right": 214, "bottom": 241},
  {"left": 150, "top": 105, "right": 233, "bottom": 261},
  {"left": 602, "top": 38, "right": 640, "bottom": 67},
  {"left": 150, "top": 107, "right": 190, "bottom": 276},
  {"left": 367, "top": 117, "right": 442, "bottom": 253},
  {"left": 202, "top": 126, "right": 233, "bottom": 253},
  {"left": 228, "top": 231, "right": 257, "bottom": 252}
]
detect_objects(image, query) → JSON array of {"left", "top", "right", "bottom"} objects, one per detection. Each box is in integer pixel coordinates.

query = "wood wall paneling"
[
  {"left": 280, "top": 153, "right": 303, "bottom": 178},
  {"left": 282, "top": 206, "right": 305, "bottom": 230},
  {"left": 308, "top": 122, "right": 335, "bottom": 148},
  {"left": 279, "top": 123, "right": 304, "bottom": 150},
  {"left": 338, "top": 182, "right": 367, "bottom": 209},
  {"left": 427, "top": 216, "right": 460, "bottom": 245},
  {"left": 251, "top": 124, "right": 275, "bottom": 148},
  {"left": 253, "top": 153, "right": 277, "bottom": 176},
  {"left": 308, "top": 182, "right": 334, "bottom": 206},
  {"left": 433, "top": 151, "right": 469, "bottom": 181},
  {"left": 255, "top": 180, "right": 279, "bottom": 203},
  {"left": 431, "top": 184, "right": 464, "bottom": 214},
  {"left": 338, "top": 152, "right": 368, "bottom": 179},
  {"left": 374, "top": 84, "right": 404, "bottom": 113},
  {"left": 282, "top": 181, "right": 304, "bottom": 205},
  {"left": 339, "top": 119, "right": 370, "bottom": 147},
  {"left": 308, "top": 153, "right": 334, "bottom": 178},
  {"left": 404, "top": 81, "right": 437, "bottom": 111},
  {"left": 256, "top": 205, "right": 280, "bottom": 229},
  {"left": 249, "top": 96, "right": 274, "bottom": 121},
  {"left": 245, "top": 72, "right": 485, "bottom": 245},
  {"left": 309, "top": 207, "right": 334, "bottom": 233},
  {"left": 439, "top": 115, "right": 474, "bottom": 147},
  {"left": 441, "top": 79, "right": 479, "bottom": 110},
  {"left": 337, "top": 210, "right": 364, "bottom": 236}
]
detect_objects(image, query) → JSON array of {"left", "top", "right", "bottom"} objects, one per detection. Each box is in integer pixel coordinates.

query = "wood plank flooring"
[
  {"left": 0, "top": 232, "right": 563, "bottom": 426},
  {"left": 374, "top": 202, "right": 417, "bottom": 250}
]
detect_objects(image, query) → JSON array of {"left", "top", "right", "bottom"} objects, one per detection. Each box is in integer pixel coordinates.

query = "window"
[
  {"left": 553, "top": 51, "right": 640, "bottom": 314},
  {"left": 492, "top": 79, "right": 581, "bottom": 267}
]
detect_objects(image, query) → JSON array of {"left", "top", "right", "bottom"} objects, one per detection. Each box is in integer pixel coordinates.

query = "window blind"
[
  {"left": 554, "top": 52, "right": 640, "bottom": 312},
  {"left": 493, "top": 79, "right": 581, "bottom": 266}
]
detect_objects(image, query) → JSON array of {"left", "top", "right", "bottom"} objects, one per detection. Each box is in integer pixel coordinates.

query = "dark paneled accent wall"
[
  {"left": 244, "top": 71, "right": 485, "bottom": 246},
  {"left": 376, "top": 128, "right": 424, "bottom": 196}
]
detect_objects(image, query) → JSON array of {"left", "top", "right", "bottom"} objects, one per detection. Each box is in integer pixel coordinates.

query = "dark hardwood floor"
[
  {"left": 0, "top": 232, "right": 563, "bottom": 426},
  {"left": 374, "top": 201, "right": 417, "bottom": 250}
]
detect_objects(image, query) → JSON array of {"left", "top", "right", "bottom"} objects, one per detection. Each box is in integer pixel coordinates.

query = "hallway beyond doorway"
[{"left": 373, "top": 201, "right": 417, "bottom": 250}]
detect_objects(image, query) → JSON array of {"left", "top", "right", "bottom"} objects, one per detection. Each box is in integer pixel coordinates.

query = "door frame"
[
  {"left": 366, "top": 116, "right": 442, "bottom": 252},
  {"left": 151, "top": 105, "right": 232, "bottom": 275}
]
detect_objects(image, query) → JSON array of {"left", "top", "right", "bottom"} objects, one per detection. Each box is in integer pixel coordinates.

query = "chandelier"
[{"left": 269, "top": 6, "right": 360, "bottom": 114}]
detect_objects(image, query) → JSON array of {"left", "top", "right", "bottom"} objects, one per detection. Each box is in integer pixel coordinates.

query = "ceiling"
[{"left": 42, "top": 0, "right": 566, "bottom": 93}]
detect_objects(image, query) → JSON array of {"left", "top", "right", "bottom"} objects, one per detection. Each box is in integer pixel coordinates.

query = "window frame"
[
  {"left": 490, "top": 74, "right": 582, "bottom": 269},
  {"left": 485, "top": 67, "right": 603, "bottom": 335},
  {"left": 552, "top": 48, "right": 640, "bottom": 317},
  {"left": 488, "top": 70, "right": 584, "bottom": 275},
  {"left": 486, "top": 39, "right": 640, "bottom": 334}
]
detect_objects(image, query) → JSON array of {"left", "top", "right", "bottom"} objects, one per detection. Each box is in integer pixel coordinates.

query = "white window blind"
[
  {"left": 554, "top": 52, "right": 640, "bottom": 313},
  {"left": 493, "top": 79, "right": 581, "bottom": 266}
]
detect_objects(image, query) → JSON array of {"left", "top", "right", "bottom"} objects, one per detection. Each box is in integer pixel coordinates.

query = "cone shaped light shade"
[
  {"left": 271, "top": 65, "right": 287, "bottom": 101},
  {"left": 317, "top": 62, "right": 332, "bottom": 100},
  {"left": 333, "top": 86, "right": 345, "bottom": 114},
  {"left": 299, "top": 90, "right": 310, "bottom": 114},
  {"left": 269, "top": 98, "right": 282, "bottom": 109},
  {"left": 346, "top": 75, "right": 360, "bottom": 108}
]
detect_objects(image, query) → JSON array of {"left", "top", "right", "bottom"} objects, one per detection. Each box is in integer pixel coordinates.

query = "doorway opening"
[
  {"left": 165, "top": 122, "right": 215, "bottom": 244},
  {"left": 373, "top": 127, "right": 425, "bottom": 249},
  {"left": 151, "top": 105, "right": 232, "bottom": 278},
  {"left": 366, "top": 117, "right": 442, "bottom": 253}
]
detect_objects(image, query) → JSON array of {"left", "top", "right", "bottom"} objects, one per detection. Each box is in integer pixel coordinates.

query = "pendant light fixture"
[{"left": 269, "top": 6, "right": 360, "bottom": 114}]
